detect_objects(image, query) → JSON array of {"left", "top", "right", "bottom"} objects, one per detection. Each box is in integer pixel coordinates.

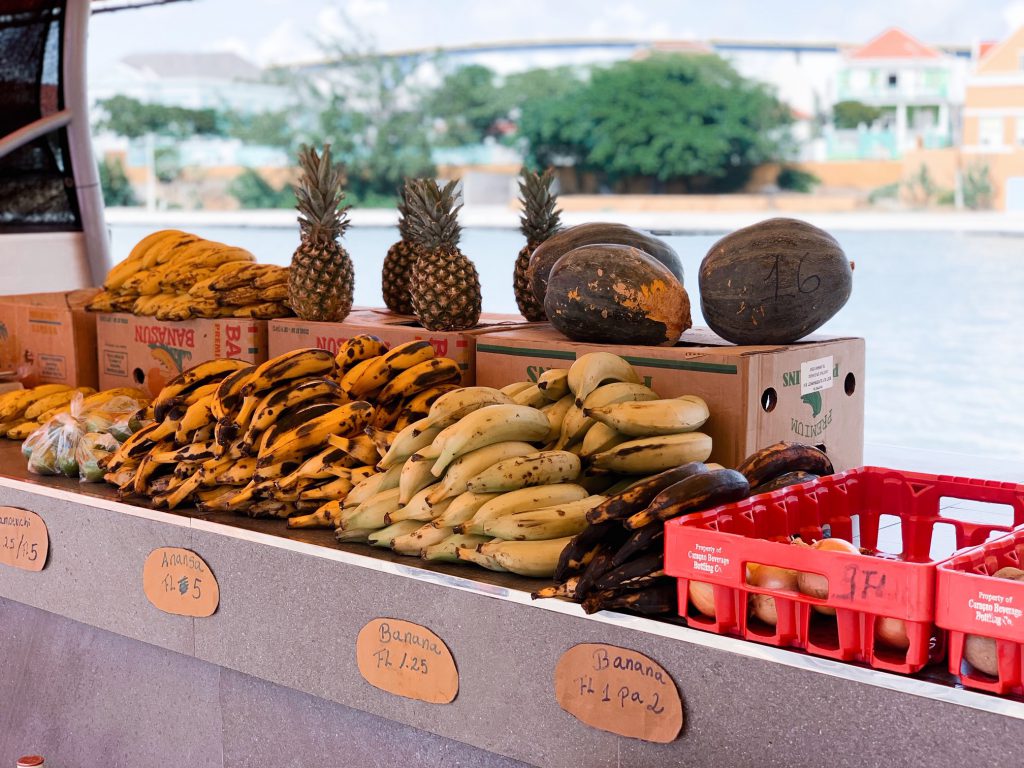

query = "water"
[{"left": 109, "top": 225, "right": 1024, "bottom": 462}]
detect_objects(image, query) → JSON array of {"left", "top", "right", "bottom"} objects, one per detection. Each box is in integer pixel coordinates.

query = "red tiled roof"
[
  {"left": 849, "top": 28, "right": 942, "bottom": 60},
  {"left": 978, "top": 40, "right": 998, "bottom": 60}
]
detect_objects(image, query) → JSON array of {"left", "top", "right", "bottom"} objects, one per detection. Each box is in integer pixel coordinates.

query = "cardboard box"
[
  {"left": 96, "top": 313, "right": 268, "bottom": 398},
  {"left": 0, "top": 290, "right": 99, "bottom": 388},
  {"left": 268, "top": 310, "right": 538, "bottom": 386},
  {"left": 475, "top": 324, "right": 865, "bottom": 472}
]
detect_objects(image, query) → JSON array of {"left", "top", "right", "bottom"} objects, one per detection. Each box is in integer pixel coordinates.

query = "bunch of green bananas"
[
  {"left": 539, "top": 441, "right": 834, "bottom": 617},
  {"left": 102, "top": 337, "right": 463, "bottom": 515},
  {"left": 87, "top": 229, "right": 292, "bottom": 320},
  {"left": 298, "top": 352, "right": 720, "bottom": 581}
]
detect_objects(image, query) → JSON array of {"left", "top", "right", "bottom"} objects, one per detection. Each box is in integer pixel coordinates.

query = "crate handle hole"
[
  {"left": 939, "top": 498, "right": 1015, "bottom": 531},
  {"left": 874, "top": 616, "right": 911, "bottom": 660},
  {"left": 761, "top": 387, "right": 778, "bottom": 413},
  {"left": 844, "top": 372, "right": 856, "bottom": 396},
  {"left": 876, "top": 515, "right": 903, "bottom": 555},
  {"left": 132, "top": 367, "right": 145, "bottom": 385}
]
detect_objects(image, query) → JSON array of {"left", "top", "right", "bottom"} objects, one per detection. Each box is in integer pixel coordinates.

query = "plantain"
[
  {"left": 736, "top": 441, "right": 833, "bottom": 488},
  {"left": 587, "top": 462, "right": 709, "bottom": 524},
  {"left": 624, "top": 468, "right": 750, "bottom": 530}
]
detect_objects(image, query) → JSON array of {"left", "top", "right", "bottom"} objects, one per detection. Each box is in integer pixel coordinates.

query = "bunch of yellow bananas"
[
  {"left": 87, "top": 229, "right": 293, "bottom": 320},
  {"left": 102, "top": 336, "right": 463, "bottom": 517},
  {"left": 0, "top": 384, "right": 96, "bottom": 439}
]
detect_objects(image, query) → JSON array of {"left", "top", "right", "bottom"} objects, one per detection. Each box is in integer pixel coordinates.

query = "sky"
[{"left": 87, "top": 0, "right": 1024, "bottom": 71}]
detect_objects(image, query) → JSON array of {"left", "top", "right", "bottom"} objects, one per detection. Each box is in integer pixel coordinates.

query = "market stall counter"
[{"left": 1, "top": 441, "right": 1022, "bottom": 768}]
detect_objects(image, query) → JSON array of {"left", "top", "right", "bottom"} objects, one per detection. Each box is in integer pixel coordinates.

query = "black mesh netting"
[{"left": 0, "top": 0, "right": 82, "bottom": 231}]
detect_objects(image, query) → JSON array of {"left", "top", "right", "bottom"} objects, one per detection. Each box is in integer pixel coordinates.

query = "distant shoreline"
[{"left": 105, "top": 206, "right": 1024, "bottom": 234}]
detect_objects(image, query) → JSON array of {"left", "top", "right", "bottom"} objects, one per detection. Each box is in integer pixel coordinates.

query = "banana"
[
  {"left": 401, "top": 384, "right": 460, "bottom": 420},
  {"left": 297, "top": 476, "right": 354, "bottom": 501},
  {"left": 430, "top": 405, "right": 551, "bottom": 477},
  {"left": 365, "top": 426, "right": 397, "bottom": 459},
  {"left": 478, "top": 537, "right": 574, "bottom": 578},
  {"left": 580, "top": 421, "right": 626, "bottom": 458},
  {"left": 537, "top": 369, "right": 570, "bottom": 401},
  {"left": 339, "top": 487, "right": 401, "bottom": 530},
  {"left": 568, "top": 352, "right": 642, "bottom": 406},
  {"left": 335, "top": 528, "right": 376, "bottom": 544},
  {"left": 276, "top": 447, "right": 348, "bottom": 490},
  {"left": 415, "top": 387, "right": 513, "bottom": 432},
  {"left": 624, "top": 468, "right": 749, "bottom": 530},
  {"left": 425, "top": 441, "right": 535, "bottom": 504},
  {"left": 326, "top": 433, "right": 379, "bottom": 466},
  {"left": 399, "top": 454, "right": 438, "bottom": 504},
  {"left": 345, "top": 465, "right": 401, "bottom": 507},
  {"left": 257, "top": 401, "right": 374, "bottom": 467},
  {"left": 334, "top": 334, "right": 389, "bottom": 371},
  {"left": 581, "top": 582, "right": 676, "bottom": 616},
  {"left": 213, "top": 457, "right": 258, "bottom": 485},
  {"left": 80, "top": 388, "right": 149, "bottom": 410},
  {"left": 173, "top": 393, "right": 217, "bottom": 445},
  {"left": 423, "top": 533, "right": 491, "bottom": 562},
  {"left": 512, "top": 383, "right": 548, "bottom": 408},
  {"left": 432, "top": 491, "right": 501, "bottom": 529},
  {"left": 209, "top": 364, "right": 256, "bottom": 420},
  {"left": 386, "top": 486, "right": 452, "bottom": 524},
  {"left": 499, "top": 382, "right": 533, "bottom": 398},
  {"left": 555, "top": 382, "right": 659, "bottom": 450},
  {"left": 338, "top": 357, "right": 378, "bottom": 397},
  {"left": 587, "top": 462, "right": 709, "bottom": 524},
  {"left": 376, "top": 357, "right": 461, "bottom": 405},
  {"left": 735, "top": 441, "right": 834, "bottom": 488},
  {"left": 541, "top": 395, "right": 573, "bottom": 443},
  {"left": 106, "top": 422, "right": 159, "bottom": 471},
  {"left": 290, "top": 498, "right": 351, "bottom": 529},
  {"left": 590, "top": 432, "right": 712, "bottom": 475},
  {"left": 24, "top": 387, "right": 94, "bottom": 420},
  {"left": 6, "top": 421, "right": 39, "bottom": 440},
  {"left": 751, "top": 470, "right": 819, "bottom": 495},
  {"left": 0, "top": 384, "right": 71, "bottom": 420},
  {"left": 532, "top": 577, "right": 581, "bottom": 601},
  {"left": 585, "top": 395, "right": 709, "bottom": 437},
  {"left": 348, "top": 465, "right": 377, "bottom": 484},
  {"left": 455, "top": 546, "right": 509, "bottom": 572},
  {"left": 240, "top": 377, "right": 345, "bottom": 452},
  {"left": 482, "top": 496, "right": 605, "bottom": 540},
  {"left": 163, "top": 471, "right": 204, "bottom": 510},
  {"left": 242, "top": 348, "right": 337, "bottom": 398},
  {"left": 347, "top": 340, "right": 435, "bottom": 400},
  {"left": 104, "top": 230, "right": 176, "bottom": 289},
  {"left": 369, "top": 520, "right": 424, "bottom": 548},
  {"left": 461, "top": 484, "right": 589, "bottom": 535},
  {"left": 154, "top": 359, "right": 251, "bottom": 421},
  {"left": 378, "top": 421, "right": 443, "bottom": 469},
  {"left": 465, "top": 450, "right": 581, "bottom": 493},
  {"left": 391, "top": 523, "right": 454, "bottom": 556}
]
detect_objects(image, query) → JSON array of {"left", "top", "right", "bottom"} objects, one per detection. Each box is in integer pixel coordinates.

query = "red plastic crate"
[
  {"left": 937, "top": 528, "right": 1024, "bottom": 695},
  {"left": 664, "top": 467, "right": 1024, "bottom": 674}
]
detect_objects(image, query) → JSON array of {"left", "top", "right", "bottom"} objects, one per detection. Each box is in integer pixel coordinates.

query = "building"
[
  {"left": 829, "top": 28, "right": 964, "bottom": 159},
  {"left": 962, "top": 26, "right": 1024, "bottom": 209}
]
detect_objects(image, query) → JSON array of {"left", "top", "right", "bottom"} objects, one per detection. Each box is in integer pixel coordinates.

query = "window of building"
[
  {"left": 887, "top": 73, "right": 899, "bottom": 88},
  {"left": 979, "top": 116, "right": 1004, "bottom": 147}
]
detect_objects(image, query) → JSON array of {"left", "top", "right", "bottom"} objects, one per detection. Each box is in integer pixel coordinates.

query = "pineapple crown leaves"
[
  {"left": 518, "top": 167, "right": 562, "bottom": 245},
  {"left": 404, "top": 178, "right": 463, "bottom": 252},
  {"left": 396, "top": 178, "right": 418, "bottom": 241},
  {"left": 293, "top": 143, "right": 351, "bottom": 244}
]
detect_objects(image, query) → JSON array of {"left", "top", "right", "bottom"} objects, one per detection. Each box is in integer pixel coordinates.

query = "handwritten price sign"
[
  {"left": 142, "top": 547, "right": 219, "bottom": 617},
  {"left": 555, "top": 643, "right": 683, "bottom": 743},
  {"left": 356, "top": 618, "right": 458, "bottom": 704},
  {"left": 0, "top": 507, "right": 48, "bottom": 572}
]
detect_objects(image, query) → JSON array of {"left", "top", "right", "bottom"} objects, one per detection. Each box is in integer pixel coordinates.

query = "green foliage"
[
  {"left": 223, "top": 109, "right": 294, "bottom": 149},
  {"left": 868, "top": 182, "right": 899, "bottom": 203},
  {"left": 97, "top": 156, "right": 138, "bottom": 206},
  {"left": 776, "top": 166, "right": 820, "bottom": 193},
  {"left": 153, "top": 146, "right": 181, "bottom": 183},
  {"left": 904, "top": 163, "right": 937, "bottom": 207},
  {"left": 94, "top": 95, "right": 221, "bottom": 139},
  {"left": 833, "top": 100, "right": 883, "bottom": 129},
  {"left": 517, "top": 54, "right": 793, "bottom": 192},
  {"left": 228, "top": 168, "right": 293, "bottom": 209},
  {"left": 427, "top": 64, "right": 509, "bottom": 146},
  {"left": 936, "top": 189, "right": 955, "bottom": 206},
  {"left": 963, "top": 162, "right": 993, "bottom": 210}
]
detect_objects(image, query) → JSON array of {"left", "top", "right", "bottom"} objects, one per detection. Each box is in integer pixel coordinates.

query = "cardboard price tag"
[
  {"left": 554, "top": 643, "right": 683, "bottom": 743},
  {"left": 356, "top": 618, "right": 458, "bottom": 704},
  {"left": 142, "top": 547, "right": 219, "bottom": 617},
  {"left": 0, "top": 507, "right": 48, "bottom": 572}
]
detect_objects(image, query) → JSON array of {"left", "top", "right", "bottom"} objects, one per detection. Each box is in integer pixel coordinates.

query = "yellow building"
[{"left": 963, "top": 27, "right": 1024, "bottom": 209}]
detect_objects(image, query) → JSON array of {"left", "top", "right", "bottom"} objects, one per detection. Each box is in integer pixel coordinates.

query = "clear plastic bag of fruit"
[
  {"left": 25, "top": 412, "right": 83, "bottom": 477},
  {"left": 76, "top": 432, "right": 120, "bottom": 483},
  {"left": 77, "top": 393, "right": 149, "bottom": 441}
]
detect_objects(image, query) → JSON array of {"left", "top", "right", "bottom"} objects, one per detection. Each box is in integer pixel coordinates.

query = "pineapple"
[
  {"left": 405, "top": 179, "right": 481, "bottom": 331},
  {"left": 287, "top": 144, "right": 354, "bottom": 322},
  {"left": 515, "top": 167, "right": 561, "bottom": 321},
  {"left": 381, "top": 180, "right": 423, "bottom": 315}
]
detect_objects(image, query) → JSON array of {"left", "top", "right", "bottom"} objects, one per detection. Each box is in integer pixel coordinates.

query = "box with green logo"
[{"left": 475, "top": 324, "right": 865, "bottom": 472}]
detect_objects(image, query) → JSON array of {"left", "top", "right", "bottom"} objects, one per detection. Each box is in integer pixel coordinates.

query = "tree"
[
  {"left": 426, "top": 64, "right": 509, "bottom": 146},
  {"left": 228, "top": 168, "right": 293, "bottom": 209},
  {"left": 833, "top": 100, "right": 882, "bottom": 130},
  {"left": 517, "top": 54, "right": 793, "bottom": 192},
  {"left": 94, "top": 95, "right": 221, "bottom": 139},
  {"left": 98, "top": 156, "right": 138, "bottom": 206},
  {"left": 223, "top": 109, "right": 294, "bottom": 149}
]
